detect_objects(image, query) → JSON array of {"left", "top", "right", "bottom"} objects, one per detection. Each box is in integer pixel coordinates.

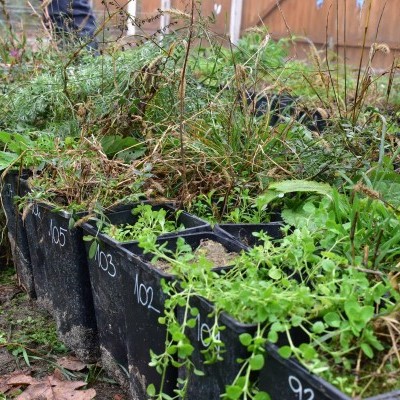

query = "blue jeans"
[{"left": 46, "top": 0, "right": 98, "bottom": 50}]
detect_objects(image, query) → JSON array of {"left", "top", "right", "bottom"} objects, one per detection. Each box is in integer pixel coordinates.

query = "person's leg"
[
  {"left": 69, "top": 0, "right": 98, "bottom": 50},
  {"left": 46, "top": 0, "right": 98, "bottom": 50},
  {"left": 70, "top": 0, "right": 97, "bottom": 39},
  {"left": 46, "top": 0, "right": 73, "bottom": 33}
]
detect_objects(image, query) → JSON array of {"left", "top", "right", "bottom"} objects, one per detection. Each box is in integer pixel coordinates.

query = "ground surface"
[{"left": 0, "top": 268, "right": 128, "bottom": 400}]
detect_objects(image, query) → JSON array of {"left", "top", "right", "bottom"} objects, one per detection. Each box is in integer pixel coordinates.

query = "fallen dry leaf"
[
  {"left": 0, "top": 383, "right": 10, "bottom": 395},
  {"left": 0, "top": 372, "right": 36, "bottom": 396},
  {"left": 57, "top": 356, "right": 87, "bottom": 372},
  {"left": 113, "top": 394, "right": 126, "bottom": 400},
  {"left": 16, "top": 381, "right": 49, "bottom": 400},
  {"left": 52, "top": 368, "right": 65, "bottom": 381},
  {"left": 13, "top": 375, "right": 96, "bottom": 400},
  {"left": 7, "top": 374, "right": 38, "bottom": 386}
]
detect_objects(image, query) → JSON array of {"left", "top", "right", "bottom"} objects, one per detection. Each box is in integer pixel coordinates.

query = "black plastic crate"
[
  {"left": 125, "top": 230, "right": 248, "bottom": 265},
  {"left": 121, "top": 231, "right": 247, "bottom": 398},
  {"left": 259, "top": 343, "right": 400, "bottom": 400},
  {"left": 18, "top": 177, "right": 98, "bottom": 360},
  {"left": 214, "top": 222, "right": 283, "bottom": 248},
  {"left": 114, "top": 245, "right": 175, "bottom": 399},
  {"left": 81, "top": 203, "right": 210, "bottom": 386},
  {"left": 82, "top": 220, "right": 247, "bottom": 397},
  {"left": 88, "top": 202, "right": 211, "bottom": 245},
  {"left": 32, "top": 204, "right": 99, "bottom": 362},
  {"left": 177, "top": 303, "right": 400, "bottom": 400},
  {"left": 177, "top": 295, "right": 257, "bottom": 400},
  {"left": 1, "top": 171, "right": 35, "bottom": 297},
  {"left": 81, "top": 233, "right": 131, "bottom": 387}
]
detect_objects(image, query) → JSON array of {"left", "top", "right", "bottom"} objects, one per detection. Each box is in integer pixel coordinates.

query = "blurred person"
[{"left": 42, "top": 0, "right": 98, "bottom": 51}]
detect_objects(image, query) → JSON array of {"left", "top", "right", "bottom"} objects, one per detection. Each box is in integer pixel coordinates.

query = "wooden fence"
[
  {"left": 246, "top": 0, "right": 399, "bottom": 69},
  {"left": 91, "top": 0, "right": 398, "bottom": 68},
  {"left": 4, "top": 0, "right": 394, "bottom": 68}
]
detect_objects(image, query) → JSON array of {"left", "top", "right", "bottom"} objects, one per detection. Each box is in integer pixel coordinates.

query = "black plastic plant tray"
[
  {"left": 122, "top": 232, "right": 246, "bottom": 399},
  {"left": 20, "top": 199, "right": 98, "bottom": 362},
  {"left": 23, "top": 203, "right": 51, "bottom": 310},
  {"left": 19, "top": 178, "right": 53, "bottom": 309},
  {"left": 177, "top": 295, "right": 257, "bottom": 400},
  {"left": 114, "top": 245, "right": 176, "bottom": 399},
  {"left": 177, "top": 303, "right": 400, "bottom": 400},
  {"left": 82, "top": 222, "right": 131, "bottom": 387},
  {"left": 81, "top": 225, "right": 246, "bottom": 397},
  {"left": 87, "top": 202, "right": 211, "bottom": 245},
  {"left": 81, "top": 225, "right": 179, "bottom": 391},
  {"left": 124, "top": 230, "right": 248, "bottom": 266},
  {"left": 1, "top": 171, "right": 35, "bottom": 297},
  {"left": 120, "top": 231, "right": 248, "bottom": 398},
  {"left": 35, "top": 204, "right": 99, "bottom": 362},
  {"left": 259, "top": 343, "right": 400, "bottom": 400},
  {"left": 214, "top": 222, "right": 283, "bottom": 248}
]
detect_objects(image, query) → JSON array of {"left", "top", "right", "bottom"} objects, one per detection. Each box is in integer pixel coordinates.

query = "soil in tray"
[{"left": 153, "top": 239, "right": 238, "bottom": 272}]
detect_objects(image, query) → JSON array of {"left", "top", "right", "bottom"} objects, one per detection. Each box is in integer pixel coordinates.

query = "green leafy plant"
[
  {"left": 0, "top": 130, "right": 55, "bottom": 170},
  {"left": 136, "top": 181, "right": 400, "bottom": 399},
  {"left": 188, "top": 188, "right": 278, "bottom": 224},
  {"left": 102, "top": 204, "right": 184, "bottom": 242}
]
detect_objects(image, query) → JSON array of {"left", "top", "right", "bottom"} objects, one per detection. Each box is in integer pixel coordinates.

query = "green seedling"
[
  {"left": 102, "top": 204, "right": 184, "bottom": 242},
  {"left": 143, "top": 182, "right": 400, "bottom": 399}
]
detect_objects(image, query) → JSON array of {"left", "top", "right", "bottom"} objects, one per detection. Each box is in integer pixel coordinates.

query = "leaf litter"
[
  {"left": 1, "top": 371, "right": 96, "bottom": 399},
  {"left": 0, "top": 272, "right": 128, "bottom": 400}
]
